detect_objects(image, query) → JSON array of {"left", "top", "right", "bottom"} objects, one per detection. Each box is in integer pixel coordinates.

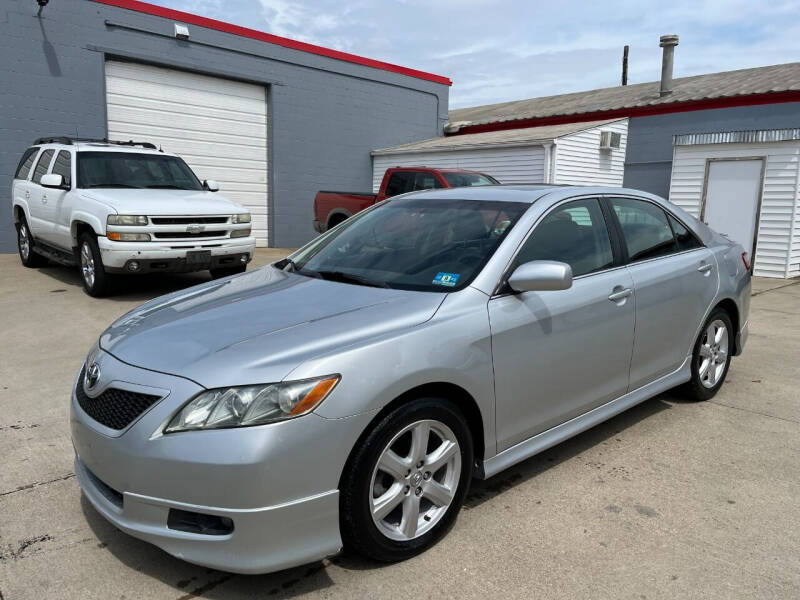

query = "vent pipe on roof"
[{"left": 659, "top": 34, "right": 679, "bottom": 96}]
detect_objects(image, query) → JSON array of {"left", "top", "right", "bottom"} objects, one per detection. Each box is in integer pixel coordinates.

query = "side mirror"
[
  {"left": 204, "top": 179, "right": 219, "bottom": 192},
  {"left": 40, "top": 173, "right": 66, "bottom": 189},
  {"left": 508, "top": 260, "right": 573, "bottom": 292}
]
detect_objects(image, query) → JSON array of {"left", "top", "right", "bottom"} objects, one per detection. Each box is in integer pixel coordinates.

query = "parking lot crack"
[
  {"left": 0, "top": 473, "right": 75, "bottom": 497},
  {"left": 707, "top": 401, "right": 800, "bottom": 425}
]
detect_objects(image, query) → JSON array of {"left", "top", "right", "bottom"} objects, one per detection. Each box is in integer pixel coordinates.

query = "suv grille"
[
  {"left": 75, "top": 366, "right": 161, "bottom": 430},
  {"left": 151, "top": 217, "right": 228, "bottom": 225},
  {"left": 152, "top": 231, "right": 227, "bottom": 239}
]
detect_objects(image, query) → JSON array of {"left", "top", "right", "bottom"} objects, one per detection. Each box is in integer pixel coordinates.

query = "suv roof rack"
[{"left": 33, "top": 137, "right": 159, "bottom": 150}]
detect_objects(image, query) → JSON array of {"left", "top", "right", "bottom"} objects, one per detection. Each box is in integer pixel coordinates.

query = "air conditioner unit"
[{"left": 599, "top": 131, "right": 621, "bottom": 150}]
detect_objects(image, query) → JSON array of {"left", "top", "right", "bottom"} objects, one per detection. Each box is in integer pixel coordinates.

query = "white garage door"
[{"left": 105, "top": 61, "right": 269, "bottom": 246}]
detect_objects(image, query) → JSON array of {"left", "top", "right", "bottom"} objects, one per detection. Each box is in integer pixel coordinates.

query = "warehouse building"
[
  {"left": 442, "top": 39, "right": 800, "bottom": 278},
  {"left": 0, "top": 0, "right": 450, "bottom": 252}
]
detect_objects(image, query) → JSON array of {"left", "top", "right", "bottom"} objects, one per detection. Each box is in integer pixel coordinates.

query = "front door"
[
  {"left": 703, "top": 159, "right": 764, "bottom": 257},
  {"left": 489, "top": 198, "right": 635, "bottom": 452}
]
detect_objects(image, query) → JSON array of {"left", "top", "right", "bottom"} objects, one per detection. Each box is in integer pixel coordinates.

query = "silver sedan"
[{"left": 70, "top": 185, "right": 751, "bottom": 573}]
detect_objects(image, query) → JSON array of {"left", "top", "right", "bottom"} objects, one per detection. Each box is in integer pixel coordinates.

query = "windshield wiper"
[
  {"left": 145, "top": 184, "right": 194, "bottom": 190},
  {"left": 84, "top": 184, "right": 143, "bottom": 189},
  {"left": 316, "top": 270, "right": 391, "bottom": 289}
]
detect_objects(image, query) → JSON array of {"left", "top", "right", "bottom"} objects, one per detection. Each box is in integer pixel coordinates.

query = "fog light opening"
[
  {"left": 127, "top": 261, "right": 140, "bottom": 272},
  {"left": 240, "top": 254, "right": 248, "bottom": 263},
  {"left": 167, "top": 508, "right": 234, "bottom": 536}
]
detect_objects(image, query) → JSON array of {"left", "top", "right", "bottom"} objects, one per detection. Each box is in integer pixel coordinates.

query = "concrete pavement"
[{"left": 0, "top": 251, "right": 798, "bottom": 599}]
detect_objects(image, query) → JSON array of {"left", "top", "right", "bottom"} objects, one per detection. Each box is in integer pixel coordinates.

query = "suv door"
[
  {"left": 48, "top": 150, "right": 74, "bottom": 248},
  {"left": 489, "top": 197, "right": 636, "bottom": 451},
  {"left": 27, "top": 149, "right": 56, "bottom": 241},
  {"left": 607, "top": 197, "right": 718, "bottom": 390}
]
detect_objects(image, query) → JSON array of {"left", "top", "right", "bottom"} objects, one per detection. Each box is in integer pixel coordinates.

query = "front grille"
[
  {"left": 151, "top": 217, "right": 228, "bottom": 225},
  {"left": 152, "top": 231, "right": 227, "bottom": 239},
  {"left": 75, "top": 366, "right": 161, "bottom": 430}
]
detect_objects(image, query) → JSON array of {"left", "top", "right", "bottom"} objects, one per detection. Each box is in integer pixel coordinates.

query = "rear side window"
[
  {"left": 668, "top": 214, "right": 702, "bottom": 251},
  {"left": 413, "top": 172, "right": 443, "bottom": 191},
  {"left": 15, "top": 148, "right": 39, "bottom": 180},
  {"left": 516, "top": 198, "right": 614, "bottom": 277},
  {"left": 384, "top": 171, "right": 413, "bottom": 197},
  {"left": 31, "top": 149, "right": 55, "bottom": 185},
  {"left": 611, "top": 197, "right": 678, "bottom": 262},
  {"left": 52, "top": 151, "right": 72, "bottom": 187}
]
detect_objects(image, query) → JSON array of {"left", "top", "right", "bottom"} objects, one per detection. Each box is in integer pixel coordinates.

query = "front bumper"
[
  {"left": 70, "top": 350, "right": 373, "bottom": 574},
  {"left": 97, "top": 236, "right": 256, "bottom": 272}
]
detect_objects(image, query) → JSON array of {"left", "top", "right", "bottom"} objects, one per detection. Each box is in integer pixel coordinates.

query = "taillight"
[{"left": 741, "top": 252, "right": 751, "bottom": 271}]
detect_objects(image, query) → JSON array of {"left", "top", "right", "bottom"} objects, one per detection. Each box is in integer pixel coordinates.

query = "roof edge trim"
[{"left": 90, "top": 0, "right": 452, "bottom": 86}]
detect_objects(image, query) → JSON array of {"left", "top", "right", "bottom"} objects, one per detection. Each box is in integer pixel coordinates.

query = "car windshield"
[
  {"left": 76, "top": 152, "right": 204, "bottom": 190},
  {"left": 286, "top": 197, "right": 528, "bottom": 292},
  {"left": 442, "top": 172, "right": 498, "bottom": 187}
]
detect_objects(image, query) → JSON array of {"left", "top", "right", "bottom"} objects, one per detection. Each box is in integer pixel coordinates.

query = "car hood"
[
  {"left": 100, "top": 267, "right": 446, "bottom": 388},
  {"left": 80, "top": 189, "right": 245, "bottom": 215}
]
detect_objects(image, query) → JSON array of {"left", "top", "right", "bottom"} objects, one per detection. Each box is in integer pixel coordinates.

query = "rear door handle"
[
  {"left": 25, "top": 190, "right": 30, "bottom": 199},
  {"left": 697, "top": 263, "right": 713, "bottom": 273},
  {"left": 608, "top": 287, "right": 633, "bottom": 302},
  {"left": 42, "top": 195, "right": 48, "bottom": 204}
]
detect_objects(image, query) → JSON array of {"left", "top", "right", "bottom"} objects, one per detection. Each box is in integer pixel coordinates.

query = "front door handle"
[
  {"left": 608, "top": 287, "right": 633, "bottom": 302},
  {"left": 25, "top": 190, "right": 30, "bottom": 199},
  {"left": 42, "top": 195, "right": 48, "bottom": 204},
  {"left": 697, "top": 263, "right": 713, "bottom": 273}
]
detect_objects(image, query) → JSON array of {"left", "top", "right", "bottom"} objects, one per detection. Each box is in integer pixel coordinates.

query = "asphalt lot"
[{"left": 0, "top": 250, "right": 798, "bottom": 599}]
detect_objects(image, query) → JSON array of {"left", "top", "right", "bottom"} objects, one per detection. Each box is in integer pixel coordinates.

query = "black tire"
[
  {"left": 340, "top": 397, "right": 473, "bottom": 563},
  {"left": 16, "top": 216, "right": 48, "bottom": 268},
  {"left": 210, "top": 264, "right": 247, "bottom": 279},
  {"left": 682, "top": 308, "right": 734, "bottom": 401},
  {"left": 78, "top": 232, "right": 111, "bottom": 297}
]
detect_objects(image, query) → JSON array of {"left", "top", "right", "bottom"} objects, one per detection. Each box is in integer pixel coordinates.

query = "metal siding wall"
[
  {"left": 553, "top": 119, "right": 628, "bottom": 186},
  {"left": 623, "top": 102, "right": 800, "bottom": 200},
  {"left": 0, "top": 0, "right": 448, "bottom": 252},
  {"left": 372, "top": 147, "right": 546, "bottom": 191},
  {"left": 668, "top": 141, "right": 800, "bottom": 278}
]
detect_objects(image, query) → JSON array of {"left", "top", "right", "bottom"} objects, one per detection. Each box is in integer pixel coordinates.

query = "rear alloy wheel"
[
  {"left": 340, "top": 398, "right": 473, "bottom": 562},
  {"left": 16, "top": 218, "right": 48, "bottom": 268},
  {"left": 78, "top": 233, "right": 110, "bottom": 297},
  {"left": 683, "top": 309, "right": 733, "bottom": 401}
]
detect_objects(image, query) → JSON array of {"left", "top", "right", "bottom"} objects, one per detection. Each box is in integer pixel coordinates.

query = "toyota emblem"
[{"left": 85, "top": 363, "right": 101, "bottom": 390}]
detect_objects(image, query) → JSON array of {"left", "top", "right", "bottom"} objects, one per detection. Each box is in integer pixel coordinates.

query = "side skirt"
[{"left": 477, "top": 357, "right": 692, "bottom": 480}]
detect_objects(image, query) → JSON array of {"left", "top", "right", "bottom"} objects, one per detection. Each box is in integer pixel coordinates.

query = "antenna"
[{"left": 622, "top": 45, "right": 629, "bottom": 86}]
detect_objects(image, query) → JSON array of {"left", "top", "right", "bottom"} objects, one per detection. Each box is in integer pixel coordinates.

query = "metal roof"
[
  {"left": 372, "top": 118, "right": 625, "bottom": 155},
  {"left": 674, "top": 127, "right": 800, "bottom": 146},
  {"left": 447, "top": 62, "right": 800, "bottom": 131}
]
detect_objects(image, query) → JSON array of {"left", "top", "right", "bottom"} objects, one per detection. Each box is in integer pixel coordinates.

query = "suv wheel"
[
  {"left": 210, "top": 265, "right": 247, "bottom": 279},
  {"left": 78, "top": 233, "right": 110, "bottom": 297},
  {"left": 16, "top": 217, "right": 48, "bottom": 268},
  {"left": 683, "top": 308, "right": 733, "bottom": 401},
  {"left": 340, "top": 397, "right": 473, "bottom": 562}
]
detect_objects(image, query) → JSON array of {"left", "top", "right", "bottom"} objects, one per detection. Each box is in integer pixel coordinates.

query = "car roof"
[
  {"left": 31, "top": 142, "right": 173, "bottom": 156},
  {"left": 402, "top": 184, "right": 660, "bottom": 204}
]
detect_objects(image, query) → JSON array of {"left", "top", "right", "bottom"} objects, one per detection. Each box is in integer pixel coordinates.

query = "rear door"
[
  {"left": 489, "top": 197, "right": 635, "bottom": 451},
  {"left": 13, "top": 147, "right": 40, "bottom": 223},
  {"left": 607, "top": 196, "right": 718, "bottom": 390},
  {"left": 27, "top": 149, "right": 56, "bottom": 241}
]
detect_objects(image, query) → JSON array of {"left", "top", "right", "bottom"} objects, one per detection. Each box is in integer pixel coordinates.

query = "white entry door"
[
  {"left": 703, "top": 159, "right": 763, "bottom": 256},
  {"left": 105, "top": 61, "right": 269, "bottom": 246}
]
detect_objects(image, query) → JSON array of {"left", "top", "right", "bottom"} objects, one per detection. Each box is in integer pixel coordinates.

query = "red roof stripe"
[
  {"left": 91, "top": 0, "right": 452, "bottom": 86},
  {"left": 450, "top": 91, "right": 800, "bottom": 135}
]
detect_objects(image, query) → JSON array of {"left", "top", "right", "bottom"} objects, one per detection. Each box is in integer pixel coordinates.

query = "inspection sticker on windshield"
[{"left": 432, "top": 272, "right": 460, "bottom": 287}]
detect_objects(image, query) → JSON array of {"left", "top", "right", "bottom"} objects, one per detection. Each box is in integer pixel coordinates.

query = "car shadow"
[
  {"left": 464, "top": 393, "right": 674, "bottom": 509},
  {"left": 79, "top": 393, "right": 675, "bottom": 598},
  {"left": 32, "top": 261, "right": 213, "bottom": 302}
]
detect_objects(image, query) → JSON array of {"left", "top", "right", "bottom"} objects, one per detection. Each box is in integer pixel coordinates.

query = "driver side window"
[{"left": 516, "top": 198, "right": 614, "bottom": 277}]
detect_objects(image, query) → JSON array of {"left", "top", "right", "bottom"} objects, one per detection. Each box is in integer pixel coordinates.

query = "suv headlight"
[
  {"left": 108, "top": 215, "right": 148, "bottom": 226},
  {"left": 164, "top": 375, "right": 340, "bottom": 433},
  {"left": 231, "top": 213, "right": 251, "bottom": 224}
]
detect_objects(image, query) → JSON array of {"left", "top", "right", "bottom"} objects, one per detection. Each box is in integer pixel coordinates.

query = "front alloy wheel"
[
  {"left": 370, "top": 420, "right": 461, "bottom": 541},
  {"left": 340, "top": 397, "right": 473, "bottom": 562},
  {"left": 78, "top": 233, "right": 110, "bottom": 297}
]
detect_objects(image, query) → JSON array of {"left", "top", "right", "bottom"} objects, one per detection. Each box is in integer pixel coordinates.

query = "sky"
[{"left": 148, "top": 0, "right": 800, "bottom": 109}]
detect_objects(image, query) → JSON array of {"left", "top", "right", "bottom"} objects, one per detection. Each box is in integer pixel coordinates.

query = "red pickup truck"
[{"left": 313, "top": 167, "right": 498, "bottom": 232}]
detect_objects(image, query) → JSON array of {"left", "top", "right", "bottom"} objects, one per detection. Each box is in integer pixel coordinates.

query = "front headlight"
[
  {"left": 107, "top": 232, "right": 151, "bottom": 242},
  {"left": 107, "top": 215, "right": 148, "bottom": 226},
  {"left": 164, "top": 375, "right": 340, "bottom": 433},
  {"left": 231, "top": 213, "right": 251, "bottom": 224}
]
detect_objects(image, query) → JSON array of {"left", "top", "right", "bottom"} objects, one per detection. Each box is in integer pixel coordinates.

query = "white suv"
[{"left": 11, "top": 138, "right": 256, "bottom": 296}]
